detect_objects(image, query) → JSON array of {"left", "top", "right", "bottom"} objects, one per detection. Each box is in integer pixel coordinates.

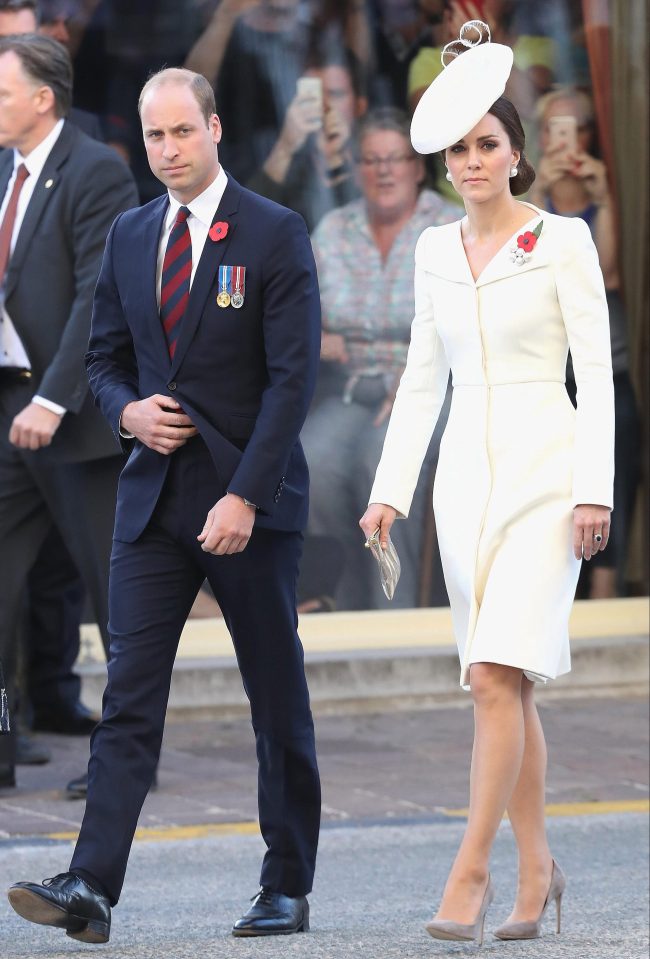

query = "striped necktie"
[
  {"left": 0, "top": 164, "right": 30, "bottom": 289},
  {"left": 160, "top": 205, "right": 192, "bottom": 359}
]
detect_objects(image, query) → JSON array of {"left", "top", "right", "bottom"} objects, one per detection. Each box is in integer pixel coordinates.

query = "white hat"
[{"left": 410, "top": 21, "right": 514, "bottom": 154}]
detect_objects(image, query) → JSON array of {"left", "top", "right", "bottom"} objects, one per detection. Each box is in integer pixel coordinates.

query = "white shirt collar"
[
  {"left": 166, "top": 166, "right": 229, "bottom": 227},
  {"left": 15, "top": 118, "right": 65, "bottom": 180}
]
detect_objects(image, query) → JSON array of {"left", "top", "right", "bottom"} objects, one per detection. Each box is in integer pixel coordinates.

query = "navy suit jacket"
[{"left": 86, "top": 174, "right": 321, "bottom": 542}]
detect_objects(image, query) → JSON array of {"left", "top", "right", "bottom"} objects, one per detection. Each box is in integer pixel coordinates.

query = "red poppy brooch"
[
  {"left": 209, "top": 221, "right": 229, "bottom": 242},
  {"left": 509, "top": 220, "right": 543, "bottom": 265}
]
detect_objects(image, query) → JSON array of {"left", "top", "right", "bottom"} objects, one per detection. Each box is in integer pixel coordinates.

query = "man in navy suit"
[{"left": 8, "top": 67, "right": 322, "bottom": 942}]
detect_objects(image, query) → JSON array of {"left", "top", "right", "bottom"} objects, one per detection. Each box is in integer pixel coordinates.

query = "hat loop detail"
[{"left": 441, "top": 19, "right": 491, "bottom": 68}]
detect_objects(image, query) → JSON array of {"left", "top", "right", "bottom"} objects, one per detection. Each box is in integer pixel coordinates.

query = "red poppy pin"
[
  {"left": 510, "top": 220, "right": 543, "bottom": 265},
  {"left": 209, "top": 221, "right": 229, "bottom": 242}
]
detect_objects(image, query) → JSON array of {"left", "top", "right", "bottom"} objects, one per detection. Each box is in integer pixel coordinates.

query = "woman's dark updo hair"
[{"left": 487, "top": 95, "right": 536, "bottom": 195}]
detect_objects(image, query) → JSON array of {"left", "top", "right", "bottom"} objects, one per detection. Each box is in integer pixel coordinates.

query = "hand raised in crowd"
[
  {"left": 9, "top": 403, "right": 63, "bottom": 450},
  {"left": 359, "top": 502, "right": 398, "bottom": 549},
  {"left": 318, "top": 105, "right": 352, "bottom": 173},
  {"left": 121, "top": 395, "right": 198, "bottom": 454},
  {"left": 197, "top": 493, "right": 255, "bottom": 555},
  {"left": 277, "top": 87, "right": 324, "bottom": 157},
  {"left": 320, "top": 332, "right": 349, "bottom": 364},
  {"left": 535, "top": 144, "right": 576, "bottom": 193},
  {"left": 568, "top": 151, "right": 609, "bottom": 205}
]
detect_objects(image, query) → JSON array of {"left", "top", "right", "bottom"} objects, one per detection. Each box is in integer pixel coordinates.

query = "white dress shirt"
[
  {"left": 0, "top": 118, "right": 66, "bottom": 415},
  {"left": 156, "top": 166, "right": 229, "bottom": 303}
]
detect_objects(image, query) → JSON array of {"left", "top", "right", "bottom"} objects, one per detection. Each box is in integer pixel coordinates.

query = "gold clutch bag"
[{"left": 364, "top": 527, "right": 401, "bottom": 600}]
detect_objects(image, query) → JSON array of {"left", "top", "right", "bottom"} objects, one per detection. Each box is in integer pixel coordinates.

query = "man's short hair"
[
  {"left": 0, "top": 33, "right": 71, "bottom": 117},
  {"left": 0, "top": 0, "right": 40, "bottom": 22},
  {"left": 138, "top": 68, "right": 216, "bottom": 124}
]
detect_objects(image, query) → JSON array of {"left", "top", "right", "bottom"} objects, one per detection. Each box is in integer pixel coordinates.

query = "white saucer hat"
[{"left": 410, "top": 20, "right": 513, "bottom": 154}]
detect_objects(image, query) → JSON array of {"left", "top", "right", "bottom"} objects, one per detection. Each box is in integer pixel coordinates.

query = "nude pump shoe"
[
  {"left": 493, "top": 860, "right": 566, "bottom": 941},
  {"left": 425, "top": 876, "right": 494, "bottom": 946}
]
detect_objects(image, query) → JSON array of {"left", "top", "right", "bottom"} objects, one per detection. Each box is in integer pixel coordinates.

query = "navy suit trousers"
[{"left": 70, "top": 438, "right": 321, "bottom": 904}]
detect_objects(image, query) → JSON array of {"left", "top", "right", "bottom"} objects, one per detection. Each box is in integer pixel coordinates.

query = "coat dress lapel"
[{"left": 419, "top": 205, "right": 549, "bottom": 288}]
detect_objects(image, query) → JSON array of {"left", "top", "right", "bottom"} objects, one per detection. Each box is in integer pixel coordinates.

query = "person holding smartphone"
[
  {"left": 530, "top": 87, "right": 641, "bottom": 599},
  {"left": 247, "top": 45, "right": 368, "bottom": 232}
]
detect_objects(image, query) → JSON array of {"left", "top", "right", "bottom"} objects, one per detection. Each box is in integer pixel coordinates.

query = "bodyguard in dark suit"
[
  {"left": 0, "top": 34, "right": 138, "bottom": 787},
  {"left": 8, "top": 67, "right": 322, "bottom": 942}
]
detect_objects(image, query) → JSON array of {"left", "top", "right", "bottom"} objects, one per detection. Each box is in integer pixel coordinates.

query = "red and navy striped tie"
[{"left": 160, "top": 206, "right": 192, "bottom": 359}]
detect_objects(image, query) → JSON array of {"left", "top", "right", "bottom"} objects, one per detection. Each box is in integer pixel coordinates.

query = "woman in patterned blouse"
[{"left": 301, "top": 107, "right": 460, "bottom": 610}]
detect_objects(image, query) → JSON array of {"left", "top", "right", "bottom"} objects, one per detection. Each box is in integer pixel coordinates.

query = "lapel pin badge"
[{"left": 44, "top": 178, "right": 54, "bottom": 189}]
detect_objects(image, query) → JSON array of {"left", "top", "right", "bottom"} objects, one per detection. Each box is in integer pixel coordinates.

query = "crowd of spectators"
[{"left": 5, "top": 0, "right": 642, "bottom": 609}]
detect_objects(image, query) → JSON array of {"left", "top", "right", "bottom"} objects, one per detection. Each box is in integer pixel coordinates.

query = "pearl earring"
[
  {"left": 445, "top": 170, "right": 453, "bottom": 181},
  {"left": 510, "top": 166, "right": 518, "bottom": 177}
]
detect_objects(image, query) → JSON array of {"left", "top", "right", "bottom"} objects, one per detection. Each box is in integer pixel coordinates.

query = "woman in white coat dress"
[{"left": 360, "top": 86, "right": 614, "bottom": 944}]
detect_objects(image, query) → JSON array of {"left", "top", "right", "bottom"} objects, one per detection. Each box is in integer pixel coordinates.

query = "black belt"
[{"left": 0, "top": 367, "right": 32, "bottom": 383}]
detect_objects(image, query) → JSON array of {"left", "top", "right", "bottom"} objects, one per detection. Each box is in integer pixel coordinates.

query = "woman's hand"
[
  {"left": 573, "top": 504, "right": 611, "bottom": 560},
  {"left": 321, "top": 332, "right": 349, "bottom": 363},
  {"left": 535, "top": 145, "right": 574, "bottom": 193},
  {"left": 569, "top": 151, "right": 609, "bottom": 205},
  {"left": 359, "top": 503, "right": 398, "bottom": 548}
]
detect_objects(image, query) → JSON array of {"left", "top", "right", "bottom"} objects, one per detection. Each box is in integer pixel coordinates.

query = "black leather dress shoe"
[
  {"left": 66, "top": 767, "right": 158, "bottom": 800},
  {"left": 232, "top": 888, "right": 309, "bottom": 937},
  {"left": 65, "top": 771, "right": 89, "bottom": 800},
  {"left": 16, "top": 733, "right": 51, "bottom": 765},
  {"left": 7, "top": 872, "right": 111, "bottom": 943},
  {"left": 0, "top": 764, "right": 16, "bottom": 788},
  {"left": 32, "top": 701, "right": 99, "bottom": 736}
]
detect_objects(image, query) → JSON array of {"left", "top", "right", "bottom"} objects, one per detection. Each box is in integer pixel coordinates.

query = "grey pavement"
[
  {"left": 0, "top": 814, "right": 648, "bottom": 958},
  {"left": 0, "top": 696, "right": 647, "bottom": 836}
]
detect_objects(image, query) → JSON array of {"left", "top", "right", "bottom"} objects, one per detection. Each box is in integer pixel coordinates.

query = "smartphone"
[
  {"left": 547, "top": 115, "right": 577, "bottom": 156},
  {"left": 296, "top": 76, "right": 323, "bottom": 113}
]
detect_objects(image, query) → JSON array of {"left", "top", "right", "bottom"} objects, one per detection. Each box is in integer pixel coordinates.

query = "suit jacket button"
[{"left": 168, "top": 381, "right": 177, "bottom": 391}]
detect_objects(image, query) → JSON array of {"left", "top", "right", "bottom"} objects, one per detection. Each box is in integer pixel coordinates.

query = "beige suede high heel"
[
  {"left": 493, "top": 860, "right": 566, "bottom": 940},
  {"left": 425, "top": 876, "right": 494, "bottom": 946}
]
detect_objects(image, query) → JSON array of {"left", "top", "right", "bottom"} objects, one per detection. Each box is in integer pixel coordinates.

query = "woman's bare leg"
[
  {"left": 434, "top": 662, "right": 525, "bottom": 923},
  {"left": 503, "top": 677, "right": 554, "bottom": 920}
]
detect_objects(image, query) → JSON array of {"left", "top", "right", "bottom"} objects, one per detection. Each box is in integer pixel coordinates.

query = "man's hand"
[
  {"left": 197, "top": 493, "right": 256, "bottom": 555},
  {"left": 121, "top": 395, "right": 198, "bottom": 454},
  {"left": 9, "top": 403, "right": 63, "bottom": 450}
]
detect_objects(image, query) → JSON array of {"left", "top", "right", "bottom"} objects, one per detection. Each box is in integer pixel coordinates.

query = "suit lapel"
[
  {"left": 0, "top": 156, "right": 12, "bottom": 214},
  {"left": 4, "top": 122, "right": 76, "bottom": 300},
  {"left": 169, "top": 175, "right": 242, "bottom": 378},
  {"left": 140, "top": 196, "right": 171, "bottom": 368}
]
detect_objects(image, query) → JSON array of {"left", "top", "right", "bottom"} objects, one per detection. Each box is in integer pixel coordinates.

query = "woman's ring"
[{"left": 594, "top": 532, "right": 603, "bottom": 544}]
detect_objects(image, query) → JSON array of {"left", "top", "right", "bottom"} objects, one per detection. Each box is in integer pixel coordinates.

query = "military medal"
[
  {"left": 217, "top": 265, "right": 231, "bottom": 308},
  {"left": 230, "top": 265, "right": 246, "bottom": 309}
]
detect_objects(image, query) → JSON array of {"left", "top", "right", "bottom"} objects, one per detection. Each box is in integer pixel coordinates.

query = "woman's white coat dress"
[{"left": 370, "top": 204, "right": 615, "bottom": 688}]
